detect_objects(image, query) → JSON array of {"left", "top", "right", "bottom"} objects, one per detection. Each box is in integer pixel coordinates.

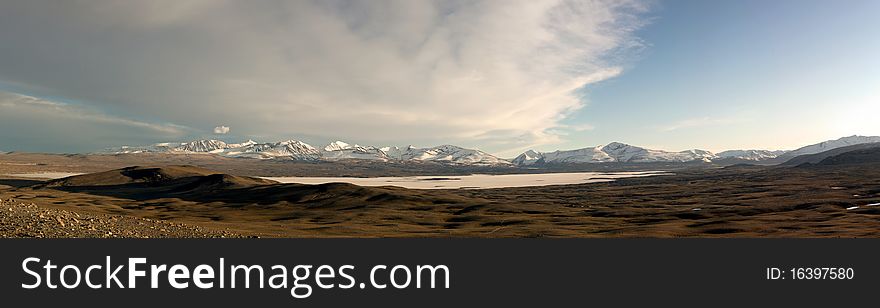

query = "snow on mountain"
[
  {"left": 380, "top": 146, "right": 406, "bottom": 159},
  {"left": 224, "top": 140, "right": 321, "bottom": 160},
  {"left": 392, "top": 145, "right": 513, "bottom": 166},
  {"left": 94, "top": 135, "right": 880, "bottom": 166},
  {"left": 318, "top": 141, "right": 512, "bottom": 165},
  {"left": 539, "top": 146, "right": 615, "bottom": 164},
  {"left": 323, "top": 141, "right": 352, "bottom": 152},
  {"left": 601, "top": 142, "right": 716, "bottom": 163},
  {"left": 175, "top": 139, "right": 229, "bottom": 153},
  {"left": 106, "top": 139, "right": 510, "bottom": 165},
  {"left": 511, "top": 150, "right": 546, "bottom": 166},
  {"left": 513, "top": 146, "right": 616, "bottom": 165},
  {"left": 716, "top": 149, "right": 788, "bottom": 161},
  {"left": 601, "top": 142, "right": 652, "bottom": 162},
  {"left": 228, "top": 139, "right": 257, "bottom": 148},
  {"left": 321, "top": 143, "right": 390, "bottom": 161},
  {"left": 514, "top": 142, "right": 716, "bottom": 165},
  {"left": 106, "top": 139, "right": 320, "bottom": 160},
  {"left": 513, "top": 136, "right": 880, "bottom": 166},
  {"left": 680, "top": 149, "right": 717, "bottom": 161},
  {"left": 781, "top": 135, "right": 880, "bottom": 158}
]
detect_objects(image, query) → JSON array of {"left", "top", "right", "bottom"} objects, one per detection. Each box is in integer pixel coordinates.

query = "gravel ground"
[{"left": 0, "top": 197, "right": 245, "bottom": 238}]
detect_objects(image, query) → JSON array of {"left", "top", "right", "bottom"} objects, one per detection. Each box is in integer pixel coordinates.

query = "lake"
[
  {"left": 3, "top": 171, "right": 669, "bottom": 189},
  {"left": 262, "top": 171, "right": 668, "bottom": 189},
  {"left": 3, "top": 172, "right": 85, "bottom": 179}
]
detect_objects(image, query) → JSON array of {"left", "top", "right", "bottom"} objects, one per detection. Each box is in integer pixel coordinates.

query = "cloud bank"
[
  {"left": 0, "top": 91, "right": 188, "bottom": 152},
  {"left": 0, "top": 0, "right": 648, "bottom": 154}
]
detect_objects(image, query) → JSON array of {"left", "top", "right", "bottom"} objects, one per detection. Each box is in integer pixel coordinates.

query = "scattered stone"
[{"left": 0, "top": 196, "right": 243, "bottom": 238}]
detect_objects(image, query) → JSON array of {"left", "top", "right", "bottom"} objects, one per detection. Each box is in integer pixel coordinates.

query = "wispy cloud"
[
  {"left": 0, "top": 0, "right": 650, "bottom": 153},
  {"left": 0, "top": 91, "right": 193, "bottom": 147},
  {"left": 560, "top": 123, "right": 597, "bottom": 132},
  {"left": 658, "top": 116, "right": 742, "bottom": 132}
]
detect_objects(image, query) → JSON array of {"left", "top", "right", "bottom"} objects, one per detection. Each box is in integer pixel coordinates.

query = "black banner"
[{"left": 0, "top": 239, "right": 875, "bottom": 307}]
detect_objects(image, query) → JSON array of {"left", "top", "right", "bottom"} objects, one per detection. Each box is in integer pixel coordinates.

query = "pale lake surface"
[
  {"left": 263, "top": 171, "right": 669, "bottom": 189},
  {"left": 3, "top": 171, "right": 670, "bottom": 189},
  {"left": 3, "top": 172, "right": 85, "bottom": 179}
]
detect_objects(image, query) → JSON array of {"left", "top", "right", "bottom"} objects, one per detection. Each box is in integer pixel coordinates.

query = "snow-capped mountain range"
[
  {"left": 715, "top": 150, "right": 789, "bottom": 161},
  {"left": 108, "top": 139, "right": 511, "bottom": 166},
  {"left": 513, "top": 142, "right": 719, "bottom": 165},
  {"left": 105, "top": 135, "right": 880, "bottom": 167},
  {"left": 776, "top": 135, "right": 880, "bottom": 159},
  {"left": 512, "top": 135, "right": 880, "bottom": 166}
]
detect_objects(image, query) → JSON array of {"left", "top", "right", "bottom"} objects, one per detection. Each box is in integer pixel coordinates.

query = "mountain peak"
[
  {"left": 177, "top": 139, "right": 229, "bottom": 153},
  {"left": 324, "top": 140, "right": 352, "bottom": 152},
  {"left": 278, "top": 139, "right": 317, "bottom": 150},
  {"left": 784, "top": 135, "right": 880, "bottom": 158},
  {"left": 104, "top": 139, "right": 510, "bottom": 166},
  {"left": 229, "top": 139, "right": 257, "bottom": 148},
  {"left": 603, "top": 141, "right": 631, "bottom": 148},
  {"left": 512, "top": 150, "right": 545, "bottom": 166},
  {"left": 517, "top": 141, "right": 716, "bottom": 165},
  {"left": 389, "top": 144, "right": 510, "bottom": 166},
  {"left": 717, "top": 149, "right": 788, "bottom": 161}
]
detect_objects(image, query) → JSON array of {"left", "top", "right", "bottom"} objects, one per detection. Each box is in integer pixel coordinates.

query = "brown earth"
[
  {"left": 0, "top": 197, "right": 243, "bottom": 238},
  {"left": 1, "top": 154, "right": 880, "bottom": 238}
]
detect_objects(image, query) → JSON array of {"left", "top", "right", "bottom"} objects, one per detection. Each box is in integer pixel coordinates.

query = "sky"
[{"left": 0, "top": 0, "right": 878, "bottom": 157}]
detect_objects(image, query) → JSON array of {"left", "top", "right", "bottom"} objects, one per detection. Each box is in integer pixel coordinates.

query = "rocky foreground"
[{"left": 0, "top": 197, "right": 244, "bottom": 238}]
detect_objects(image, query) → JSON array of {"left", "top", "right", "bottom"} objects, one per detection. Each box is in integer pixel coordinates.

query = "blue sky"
[
  {"left": 0, "top": 0, "right": 878, "bottom": 156},
  {"left": 558, "top": 0, "right": 880, "bottom": 153}
]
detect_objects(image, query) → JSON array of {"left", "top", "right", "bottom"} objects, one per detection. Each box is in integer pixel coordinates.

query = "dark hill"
[
  {"left": 814, "top": 147, "right": 880, "bottom": 166},
  {"left": 35, "top": 165, "right": 476, "bottom": 207},
  {"left": 782, "top": 142, "right": 880, "bottom": 166},
  {"left": 43, "top": 165, "right": 276, "bottom": 188}
]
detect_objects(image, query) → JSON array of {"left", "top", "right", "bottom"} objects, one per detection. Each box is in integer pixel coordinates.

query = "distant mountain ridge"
[
  {"left": 102, "top": 135, "right": 880, "bottom": 167},
  {"left": 513, "top": 142, "right": 718, "bottom": 165},
  {"left": 512, "top": 135, "right": 880, "bottom": 166},
  {"left": 716, "top": 149, "right": 789, "bottom": 161},
  {"left": 813, "top": 146, "right": 880, "bottom": 166},
  {"left": 782, "top": 142, "right": 880, "bottom": 166},
  {"left": 778, "top": 135, "right": 880, "bottom": 159},
  {"left": 107, "top": 139, "right": 512, "bottom": 166}
]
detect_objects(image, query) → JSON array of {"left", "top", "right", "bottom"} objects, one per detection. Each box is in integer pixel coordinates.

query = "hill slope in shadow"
[
  {"left": 37, "top": 165, "right": 478, "bottom": 207},
  {"left": 783, "top": 142, "right": 880, "bottom": 166},
  {"left": 813, "top": 147, "right": 880, "bottom": 166}
]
